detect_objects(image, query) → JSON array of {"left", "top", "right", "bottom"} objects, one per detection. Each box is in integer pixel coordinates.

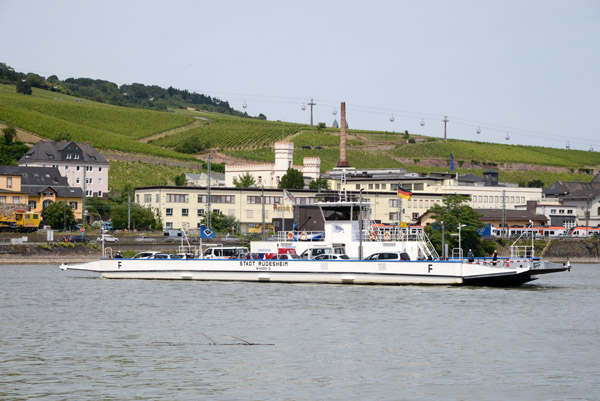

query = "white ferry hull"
[{"left": 61, "top": 258, "right": 569, "bottom": 286}]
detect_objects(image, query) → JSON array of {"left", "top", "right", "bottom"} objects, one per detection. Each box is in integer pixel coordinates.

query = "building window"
[
  {"left": 99, "top": 178, "right": 103, "bottom": 184},
  {"left": 197, "top": 209, "right": 204, "bottom": 216},
  {"left": 182, "top": 208, "right": 189, "bottom": 216},
  {"left": 368, "top": 184, "right": 373, "bottom": 189},
  {"left": 412, "top": 212, "right": 419, "bottom": 220},
  {"left": 65, "top": 165, "right": 69, "bottom": 170},
  {"left": 198, "top": 195, "right": 236, "bottom": 204},
  {"left": 98, "top": 191, "right": 102, "bottom": 197},
  {"left": 29, "top": 200, "right": 37, "bottom": 209},
  {"left": 247, "top": 196, "right": 280, "bottom": 205},
  {"left": 76, "top": 178, "right": 80, "bottom": 184},
  {"left": 136, "top": 195, "right": 140, "bottom": 203},
  {"left": 484, "top": 196, "right": 488, "bottom": 203},
  {"left": 166, "top": 208, "right": 173, "bottom": 216},
  {"left": 43, "top": 191, "right": 54, "bottom": 197},
  {"left": 144, "top": 194, "right": 152, "bottom": 202},
  {"left": 0, "top": 196, "right": 5, "bottom": 204},
  {"left": 166, "top": 222, "right": 173, "bottom": 229},
  {"left": 6, "top": 177, "right": 12, "bottom": 188},
  {"left": 413, "top": 183, "right": 424, "bottom": 191},
  {"left": 246, "top": 210, "right": 254, "bottom": 218},
  {"left": 43, "top": 200, "right": 53, "bottom": 208},
  {"left": 568, "top": 210, "right": 573, "bottom": 214},
  {"left": 70, "top": 201, "right": 78, "bottom": 209},
  {"left": 258, "top": 176, "right": 262, "bottom": 184},
  {"left": 156, "top": 194, "right": 160, "bottom": 203},
  {"left": 213, "top": 209, "right": 221, "bottom": 215},
  {"left": 389, "top": 212, "right": 397, "bottom": 220},
  {"left": 382, "top": 184, "right": 386, "bottom": 190},
  {"left": 99, "top": 167, "right": 102, "bottom": 172},
  {"left": 166, "top": 194, "right": 189, "bottom": 203},
  {"left": 12, "top": 196, "right": 20, "bottom": 204}
]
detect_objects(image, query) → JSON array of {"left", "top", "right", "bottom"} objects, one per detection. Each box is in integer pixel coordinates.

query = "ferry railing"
[
  {"left": 451, "top": 248, "right": 463, "bottom": 260},
  {"left": 103, "top": 247, "right": 113, "bottom": 259},
  {"left": 275, "top": 230, "right": 325, "bottom": 242},
  {"left": 510, "top": 221, "right": 535, "bottom": 259},
  {"left": 510, "top": 245, "right": 533, "bottom": 259},
  {"left": 415, "top": 231, "right": 440, "bottom": 260}
]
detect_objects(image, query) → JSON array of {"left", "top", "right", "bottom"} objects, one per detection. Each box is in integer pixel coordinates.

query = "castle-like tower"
[{"left": 225, "top": 142, "right": 320, "bottom": 188}]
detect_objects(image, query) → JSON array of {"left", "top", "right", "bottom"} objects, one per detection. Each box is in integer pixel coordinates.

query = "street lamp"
[{"left": 458, "top": 224, "right": 466, "bottom": 257}]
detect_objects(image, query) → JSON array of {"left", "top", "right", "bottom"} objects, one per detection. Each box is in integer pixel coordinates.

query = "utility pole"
[
  {"left": 82, "top": 167, "right": 87, "bottom": 226},
  {"left": 207, "top": 156, "right": 212, "bottom": 230},
  {"left": 308, "top": 98, "right": 316, "bottom": 127},
  {"left": 502, "top": 190, "right": 507, "bottom": 238},
  {"left": 443, "top": 115, "right": 449, "bottom": 141},
  {"left": 127, "top": 192, "right": 131, "bottom": 231}
]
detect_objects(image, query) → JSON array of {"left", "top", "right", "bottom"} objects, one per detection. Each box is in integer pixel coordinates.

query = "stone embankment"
[
  {"left": 541, "top": 239, "right": 600, "bottom": 263},
  {"left": 0, "top": 244, "right": 100, "bottom": 265}
]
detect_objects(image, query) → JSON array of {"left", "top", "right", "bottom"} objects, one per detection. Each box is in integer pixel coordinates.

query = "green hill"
[{"left": 1, "top": 83, "right": 598, "bottom": 193}]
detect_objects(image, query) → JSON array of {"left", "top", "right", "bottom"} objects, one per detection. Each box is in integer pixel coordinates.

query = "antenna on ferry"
[
  {"left": 505, "top": 132, "right": 510, "bottom": 141},
  {"left": 332, "top": 107, "right": 337, "bottom": 116},
  {"left": 390, "top": 115, "right": 395, "bottom": 122},
  {"left": 476, "top": 127, "right": 481, "bottom": 134},
  {"left": 301, "top": 103, "right": 306, "bottom": 111},
  {"left": 420, "top": 118, "right": 425, "bottom": 127}
]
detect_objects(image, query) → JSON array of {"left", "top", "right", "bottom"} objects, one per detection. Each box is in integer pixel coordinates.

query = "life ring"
[
  {"left": 300, "top": 232, "right": 308, "bottom": 241},
  {"left": 384, "top": 231, "right": 392, "bottom": 241},
  {"left": 287, "top": 231, "right": 294, "bottom": 240},
  {"left": 368, "top": 231, "right": 378, "bottom": 241}
]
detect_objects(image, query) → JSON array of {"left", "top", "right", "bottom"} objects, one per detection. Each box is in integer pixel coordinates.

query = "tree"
[
  {"left": 3, "top": 126, "right": 16, "bottom": 145},
  {"left": 110, "top": 203, "right": 162, "bottom": 231},
  {"left": 41, "top": 201, "right": 77, "bottom": 230},
  {"left": 16, "top": 80, "right": 32, "bottom": 95},
  {"left": 201, "top": 211, "right": 238, "bottom": 233},
  {"left": 309, "top": 177, "right": 330, "bottom": 190},
  {"left": 424, "top": 195, "right": 485, "bottom": 256},
  {"left": 233, "top": 172, "right": 256, "bottom": 188},
  {"left": 278, "top": 168, "right": 304, "bottom": 189},
  {"left": 526, "top": 179, "right": 544, "bottom": 188},
  {"left": 174, "top": 173, "right": 187, "bottom": 186}
]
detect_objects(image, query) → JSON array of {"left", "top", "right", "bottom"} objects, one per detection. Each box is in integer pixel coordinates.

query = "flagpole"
[{"left": 281, "top": 189, "right": 284, "bottom": 235}]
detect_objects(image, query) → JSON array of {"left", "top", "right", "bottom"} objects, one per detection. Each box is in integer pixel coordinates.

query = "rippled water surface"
[{"left": 1, "top": 264, "right": 599, "bottom": 400}]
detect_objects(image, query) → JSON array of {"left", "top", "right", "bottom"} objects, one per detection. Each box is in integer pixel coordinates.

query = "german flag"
[{"left": 397, "top": 187, "right": 412, "bottom": 200}]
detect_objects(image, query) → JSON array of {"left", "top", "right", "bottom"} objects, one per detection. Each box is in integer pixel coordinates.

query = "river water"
[{"left": 1, "top": 264, "right": 598, "bottom": 401}]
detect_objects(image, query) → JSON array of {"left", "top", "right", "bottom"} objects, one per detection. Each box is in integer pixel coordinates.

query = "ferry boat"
[{"left": 60, "top": 197, "right": 570, "bottom": 286}]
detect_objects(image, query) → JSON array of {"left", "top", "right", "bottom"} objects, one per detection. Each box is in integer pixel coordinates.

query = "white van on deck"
[{"left": 203, "top": 246, "right": 249, "bottom": 259}]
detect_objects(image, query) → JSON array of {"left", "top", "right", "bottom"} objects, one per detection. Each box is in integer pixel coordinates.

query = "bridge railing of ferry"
[
  {"left": 274, "top": 231, "right": 325, "bottom": 242},
  {"left": 510, "top": 222, "right": 535, "bottom": 259}
]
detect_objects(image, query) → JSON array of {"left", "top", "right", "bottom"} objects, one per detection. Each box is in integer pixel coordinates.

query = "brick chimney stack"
[{"left": 336, "top": 102, "right": 349, "bottom": 167}]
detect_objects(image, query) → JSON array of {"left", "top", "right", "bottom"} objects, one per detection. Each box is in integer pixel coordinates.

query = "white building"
[
  {"left": 225, "top": 142, "right": 320, "bottom": 188},
  {"left": 326, "top": 170, "right": 543, "bottom": 211},
  {"left": 19, "top": 140, "right": 109, "bottom": 197}
]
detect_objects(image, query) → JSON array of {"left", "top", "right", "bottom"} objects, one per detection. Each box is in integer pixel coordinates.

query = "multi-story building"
[
  {"left": 543, "top": 173, "right": 600, "bottom": 227},
  {"left": 19, "top": 140, "right": 108, "bottom": 197},
  {"left": 225, "top": 142, "right": 320, "bottom": 188},
  {"left": 0, "top": 166, "right": 84, "bottom": 221},
  {"left": 326, "top": 169, "right": 543, "bottom": 210},
  {"left": 514, "top": 201, "right": 578, "bottom": 229},
  {"left": 134, "top": 186, "right": 449, "bottom": 232}
]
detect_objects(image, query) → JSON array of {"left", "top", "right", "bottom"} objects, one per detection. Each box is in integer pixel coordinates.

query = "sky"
[{"left": 1, "top": 0, "right": 599, "bottom": 151}]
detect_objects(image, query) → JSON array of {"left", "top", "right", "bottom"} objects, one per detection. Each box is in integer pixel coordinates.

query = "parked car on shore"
[
  {"left": 96, "top": 234, "right": 119, "bottom": 243},
  {"left": 63, "top": 235, "right": 90, "bottom": 244},
  {"left": 135, "top": 236, "right": 157, "bottom": 243}
]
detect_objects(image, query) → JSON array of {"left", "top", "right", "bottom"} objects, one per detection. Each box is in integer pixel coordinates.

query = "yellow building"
[
  {"left": 135, "top": 185, "right": 448, "bottom": 232},
  {"left": 0, "top": 166, "right": 84, "bottom": 222}
]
